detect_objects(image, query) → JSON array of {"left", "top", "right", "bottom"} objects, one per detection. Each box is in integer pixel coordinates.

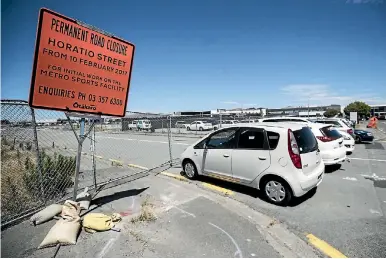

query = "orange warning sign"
[{"left": 29, "top": 8, "right": 135, "bottom": 117}]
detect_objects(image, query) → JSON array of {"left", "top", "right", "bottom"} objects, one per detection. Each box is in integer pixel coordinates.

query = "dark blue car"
[{"left": 354, "top": 129, "right": 374, "bottom": 143}]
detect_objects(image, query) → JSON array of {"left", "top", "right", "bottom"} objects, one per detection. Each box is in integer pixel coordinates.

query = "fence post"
[
  {"left": 30, "top": 107, "right": 45, "bottom": 203},
  {"left": 167, "top": 116, "right": 173, "bottom": 166},
  {"left": 90, "top": 122, "right": 97, "bottom": 189}
]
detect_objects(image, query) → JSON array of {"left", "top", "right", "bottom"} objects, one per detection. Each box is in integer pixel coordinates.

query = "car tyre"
[
  {"left": 261, "top": 177, "right": 292, "bottom": 206},
  {"left": 199, "top": 127, "right": 203, "bottom": 131},
  {"left": 187, "top": 127, "right": 190, "bottom": 131},
  {"left": 355, "top": 135, "right": 361, "bottom": 143},
  {"left": 183, "top": 160, "right": 198, "bottom": 180}
]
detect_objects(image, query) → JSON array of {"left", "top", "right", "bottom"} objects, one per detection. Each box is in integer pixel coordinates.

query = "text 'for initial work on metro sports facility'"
[{"left": 29, "top": 8, "right": 135, "bottom": 117}]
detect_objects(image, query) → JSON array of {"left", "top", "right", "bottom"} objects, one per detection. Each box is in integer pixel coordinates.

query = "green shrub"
[{"left": 23, "top": 152, "right": 76, "bottom": 200}]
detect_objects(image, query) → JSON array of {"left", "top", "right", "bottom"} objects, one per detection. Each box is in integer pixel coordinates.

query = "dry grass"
[
  {"left": 130, "top": 196, "right": 157, "bottom": 223},
  {"left": 1, "top": 143, "right": 40, "bottom": 220}
]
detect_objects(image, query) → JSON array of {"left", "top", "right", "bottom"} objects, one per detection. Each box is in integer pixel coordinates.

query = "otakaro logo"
[{"left": 73, "top": 102, "right": 96, "bottom": 110}]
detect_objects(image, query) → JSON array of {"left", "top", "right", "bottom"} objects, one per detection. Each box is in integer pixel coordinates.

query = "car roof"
[
  {"left": 223, "top": 122, "right": 306, "bottom": 131},
  {"left": 261, "top": 116, "right": 311, "bottom": 121}
]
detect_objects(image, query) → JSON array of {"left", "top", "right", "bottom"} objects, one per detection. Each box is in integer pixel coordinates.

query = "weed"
[{"left": 131, "top": 196, "right": 157, "bottom": 223}]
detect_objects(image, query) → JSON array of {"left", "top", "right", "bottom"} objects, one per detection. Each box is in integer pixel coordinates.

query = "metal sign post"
[{"left": 65, "top": 113, "right": 97, "bottom": 201}]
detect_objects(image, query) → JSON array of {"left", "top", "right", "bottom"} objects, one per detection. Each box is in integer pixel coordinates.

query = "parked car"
[
  {"left": 212, "top": 120, "right": 239, "bottom": 130},
  {"left": 186, "top": 121, "right": 214, "bottom": 131},
  {"left": 314, "top": 118, "right": 354, "bottom": 137},
  {"left": 239, "top": 119, "right": 258, "bottom": 124},
  {"left": 181, "top": 123, "right": 325, "bottom": 206},
  {"left": 308, "top": 123, "right": 347, "bottom": 165},
  {"left": 135, "top": 119, "right": 152, "bottom": 131},
  {"left": 339, "top": 131, "right": 355, "bottom": 154},
  {"left": 353, "top": 129, "right": 374, "bottom": 143},
  {"left": 175, "top": 121, "right": 189, "bottom": 128},
  {"left": 128, "top": 120, "right": 138, "bottom": 130}
]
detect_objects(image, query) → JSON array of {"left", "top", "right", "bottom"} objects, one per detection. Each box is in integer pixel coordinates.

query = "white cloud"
[{"left": 280, "top": 84, "right": 385, "bottom": 106}]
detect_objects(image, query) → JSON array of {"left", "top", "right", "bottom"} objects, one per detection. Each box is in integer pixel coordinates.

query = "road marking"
[
  {"left": 342, "top": 177, "right": 358, "bottom": 181},
  {"left": 127, "top": 164, "right": 149, "bottom": 170},
  {"left": 95, "top": 155, "right": 103, "bottom": 159},
  {"left": 202, "top": 183, "right": 234, "bottom": 195},
  {"left": 350, "top": 157, "right": 386, "bottom": 162},
  {"left": 209, "top": 222, "right": 243, "bottom": 258},
  {"left": 173, "top": 206, "right": 196, "bottom": 218},
  {"left": 160, "top": 172, "right": 188, "bottom": 182},
  {"left": 370, "top": 209, "right": 382, "bottom": 215},
  {"left": 306, "top": 234, "right": 347, "bottom": 258},
  {"left": 97, "top": 237, "right": 117, "bottom": 258}
]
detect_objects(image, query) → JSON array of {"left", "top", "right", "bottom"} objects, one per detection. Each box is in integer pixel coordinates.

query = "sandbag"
[
  {"left": 76, "top": 187, "right": 91, "bottom": 210},
  {"left": 38, "top": 219, "right": 81, "bottom": 249},
  {"left": 82, "top": 213, "right": 121, "bottom": 233},
  {"left": 61, "top": 200, "right": 81, "bottom": 222},
  {"left": 30, "top": 204, "right": 63, "bottom": 226}
]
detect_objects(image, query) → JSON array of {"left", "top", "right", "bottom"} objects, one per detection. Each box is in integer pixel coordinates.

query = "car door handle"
[
  {"left": 223, "top": 154, "right": 230, "bottom": 158},
  {"left": 258, "top": 156, "right": 267, "bottom": 160}
]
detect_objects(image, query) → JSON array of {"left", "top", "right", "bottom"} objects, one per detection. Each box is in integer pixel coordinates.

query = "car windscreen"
[
  {"left": 293, "top": 127, "right": 318, "bottom": 154},
  {"left": 320, "top": 126, "right": 342, "bottom": 139}
]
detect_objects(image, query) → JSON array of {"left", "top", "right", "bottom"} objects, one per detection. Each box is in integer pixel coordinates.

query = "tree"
[
  {"left": 324, "top": 109, "right": 340, "bottom": 118},
  {"left": 344, "top": 101, "right": 371, "bottom": 116}
]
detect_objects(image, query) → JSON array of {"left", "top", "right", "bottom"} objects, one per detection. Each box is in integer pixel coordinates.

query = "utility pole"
[{"left": 307, "top": 97, "right": 310, "bottom": 118}]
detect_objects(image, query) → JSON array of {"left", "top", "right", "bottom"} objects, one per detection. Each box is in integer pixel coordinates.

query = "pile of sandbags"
[{"left": 30, "top": 188, "right": 121, "bottom": 250}]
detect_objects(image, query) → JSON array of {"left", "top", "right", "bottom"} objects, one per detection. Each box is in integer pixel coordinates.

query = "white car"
[
  {"left": 239, "top": 119, "right": 258, "bottom": 124},
  {"left": 339, "top": 131, "right": 355, "bottom": 154},
  {"left": 213, "top": 120, "right": 239, "bottom": 130},
  {"left": 314, "top": 118, "right": 354, "bottom": 137},
  {"left": 186, "top": 121, "right": 214, "bottom": 131},
  {"left": 308, "top": 123, "right": 347, "bottom": 165},
  {"left": 181, "top": 123, "right": 325, "bottom": 206}
]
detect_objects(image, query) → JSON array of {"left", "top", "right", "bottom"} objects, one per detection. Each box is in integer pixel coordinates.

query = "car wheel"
[
  {"left": 199, "top": 127, "right": 203, "bottom": 131},
  {"left": 262, "top": 178, "right": 292, "bottom": 206},
  {"left": 214, "top": 126, "right": 218, "bottom": 130},
  {"left": 355, "top": 135, "right": 361, "bottom": 143},
  {"left": 183, "top": 160, "right": 197, "bottom": 180},
  {"left": 187, "top": 127, "right": 190, "bottom": 131}
]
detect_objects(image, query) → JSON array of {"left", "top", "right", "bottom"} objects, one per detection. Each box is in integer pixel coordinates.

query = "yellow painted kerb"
[
  {"left": 127, "top": 164, "right": 149, "bottom": 170},
  {"left": 201, "top": 183, "right": 234, "bottom": 196},
  {"left": 306, "top": 234, "right": 347, "bottom": 258},
  {"left": 160, "top": 172, "right": 188, "bottom": 182}
]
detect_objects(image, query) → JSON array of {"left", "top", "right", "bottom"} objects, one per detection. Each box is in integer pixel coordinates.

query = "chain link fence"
[
  {"left": 1, "top": 99, "right": 264, "bottom": 226},
  {"left": 0, "top": 100, "right": 174, "bottom": 227}
]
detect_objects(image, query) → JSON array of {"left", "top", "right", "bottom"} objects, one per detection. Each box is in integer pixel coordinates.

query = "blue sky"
[{"left": 2, "top": 0, "right": 386, "bottom": 113}]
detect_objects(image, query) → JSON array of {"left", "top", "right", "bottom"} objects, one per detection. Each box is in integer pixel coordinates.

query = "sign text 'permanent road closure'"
[{"left": 29, "top": 8, "right": 135, "bottom": 117}]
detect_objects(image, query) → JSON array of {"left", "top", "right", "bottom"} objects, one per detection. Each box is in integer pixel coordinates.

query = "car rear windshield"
[
  {"left": 293, "top": 127, "right": 318, "bottom": 154},
  {"left": 320, "top": 126, "right": 342, "bottom": 139}
]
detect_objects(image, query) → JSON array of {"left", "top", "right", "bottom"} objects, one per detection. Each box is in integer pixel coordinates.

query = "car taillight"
[
  {"left": 288, "top": 129, "right": 302, "bottom": 169},
  {"left": 316, "top": 136, "right": 333, "bottom": 142},
  {"left": 347, "top": 129, "right": 353, "bottom": 135}
]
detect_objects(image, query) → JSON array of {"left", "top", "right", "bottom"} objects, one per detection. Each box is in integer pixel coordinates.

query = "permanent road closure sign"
[{"left": 29, "top": 8, "right": 135, "bottom": 117}]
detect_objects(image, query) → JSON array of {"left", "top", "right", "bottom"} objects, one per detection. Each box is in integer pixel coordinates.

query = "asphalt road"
[{"left": 2, "top": 125, "right": 386, "bottom": 257}]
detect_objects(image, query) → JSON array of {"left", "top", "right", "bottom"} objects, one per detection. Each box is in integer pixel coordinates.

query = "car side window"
[
  {"left": 237, "top": 128, "right": 266, "bottom": 149},
  {"left": 266, "top": 131, "right": 280, "bottom": 150},
  {"left": 206, "top": 128, "right": 238, "bottom": 149}
]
